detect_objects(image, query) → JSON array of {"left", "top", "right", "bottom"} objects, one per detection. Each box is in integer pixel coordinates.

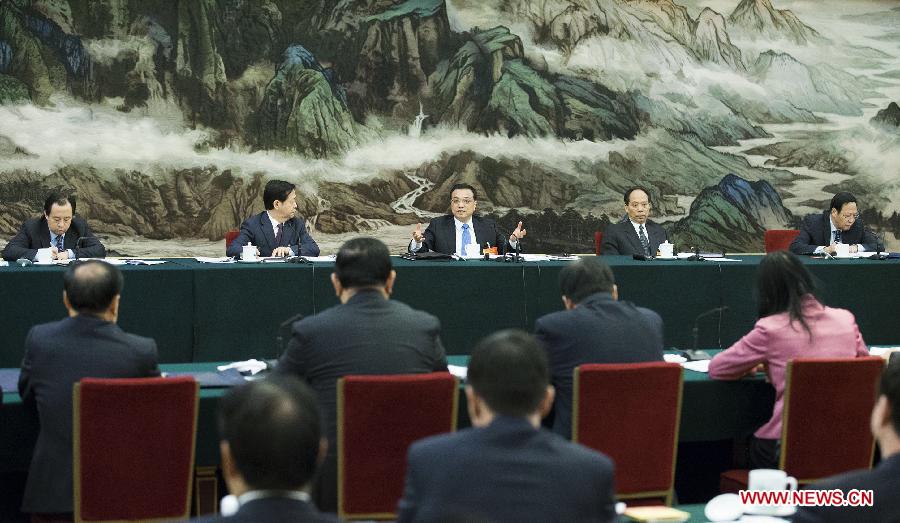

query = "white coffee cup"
[
  {"left": 747, "top": 469, "right": 797, "bottom": 514},
  {"left": 834, "top": 242, "right": 850, "bottom": 257},
  {"left": 36, "top": 248, "right": 53, "bottom": 264},
  {"left": 242, "top": 244, "right": 257, "bottom": 261},
  {"left": 658, "top": 241, "right": 674, "bottom": 258},
  {"left": 463, "top": 243, "right": 480, "bottom": 257}
]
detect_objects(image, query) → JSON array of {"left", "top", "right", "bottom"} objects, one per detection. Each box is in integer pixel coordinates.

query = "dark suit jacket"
[
  {"left": 792, "top": 453, "right": 900, "bottom": 523},
  {"left": 193, "top": 496, "right": 341, "bottom": 523},
  {"left": 535, "top": 292, "right": 664, "bottom": 439},
  {"left": 226, "top": 212, "right": 320, "bottom": 258},
  {"left": 790, "top": 211, "right": 879, "bottom": 255},
  {"left": 18, "top": 315, "right": 160, "bottom": 514},
  {"left": 397, "top": 416, "right": 617, "bottom": 523},
  {"left": 411, "top": 215, "right": 511, "bottom": 255},
  {"left": 276, "top": 289, "right": 447, "bottom": 511},
  {"left": 601, "top": 218, "right": 667, "bottom": 256},
  {"left": 2, "top": 216, "right": 106, "bottom": 261}
]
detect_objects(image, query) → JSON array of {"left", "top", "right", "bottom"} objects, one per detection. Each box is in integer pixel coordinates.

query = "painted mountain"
[{"left": 0, "top": 0, "right": 898, "bottom": 255}]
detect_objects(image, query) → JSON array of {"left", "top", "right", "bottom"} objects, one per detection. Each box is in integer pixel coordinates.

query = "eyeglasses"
[
  {"left": 839, "top": 213, "right": 860, "bottom": 220},
  {"left": 451, "top": 198, "right": 475, "bottom": 205}
]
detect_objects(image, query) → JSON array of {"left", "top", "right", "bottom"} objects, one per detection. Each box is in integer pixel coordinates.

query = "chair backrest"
[
  {"left": 780, "top": 357, "right": 884, "bottom": 483},
  {"left": 764, "top": 229, "right": 800, "bottom": 253},
  {"left": 574, "top": 362, "right": 683, "bottom": 505},
  {"left": 594, "top": 231, "right": 603, "bottom": 255},
  {"left": 337, "top": 373, "right": 458, "bottom": 520},
  {"left": 74, "top": 376, "right": 199, "bottom": 522},
  {"left": 224, "top": 229, "right": 240, "bottom": 251}
]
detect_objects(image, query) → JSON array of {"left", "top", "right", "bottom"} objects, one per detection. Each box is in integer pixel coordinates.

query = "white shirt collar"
[
  {"left": 454, "top": 217, "right": 473, "bottom": 230},
  {"left": 237, "top": 489, "right": 311, "bottom": 505}
]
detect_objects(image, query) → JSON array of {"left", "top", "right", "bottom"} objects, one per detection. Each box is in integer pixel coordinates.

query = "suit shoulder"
[
  {"left": 428, "top": 215, "right": 453, "bottom": 227},
  {"left": 409, "top": 429, "right": 469, "bottom": 459},
  {"left": 545, "top": 431, "right": 614, "bottom": 469}
]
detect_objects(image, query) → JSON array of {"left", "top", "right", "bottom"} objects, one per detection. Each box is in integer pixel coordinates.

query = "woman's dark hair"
[{"left": 756, "top": 250, "right": 816, "bottom": 336}]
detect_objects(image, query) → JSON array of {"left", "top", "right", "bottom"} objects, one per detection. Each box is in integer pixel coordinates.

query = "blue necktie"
[
  {"left": 55, "top": 235, "right": 64, "bottom": 251},
  {"left": 460, "top": 224, "right": 471, "bottom": 256},
  {"left": 833, "top": 230, "right": 842, "bottom": 244}
]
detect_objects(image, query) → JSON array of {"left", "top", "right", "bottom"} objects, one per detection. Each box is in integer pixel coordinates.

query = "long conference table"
[{"left": 1, "top": 255, "right": 899, "bottom": 369}]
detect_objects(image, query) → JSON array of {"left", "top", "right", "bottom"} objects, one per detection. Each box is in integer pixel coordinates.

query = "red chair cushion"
[
  {"left": 781, "top": 357, "right": 883, "bottom": 481},
  {"left": 339, "top": 373, "right": 456, "bottom": 517},
  {"left": 76, "top": 376, "right": 197, "bottom": 521},
  {"left": 720, "top": 469, "right": 749, "bottom": 493},
  {"left": 575, "top": 362, "right": 682, "bottom": 496},
  {"left": 224, "top": 230, "right": 240, "bottom": 250},
  {"left": 594, "top": 231, "right": 603, "bottom": 255},
  {"left": 764, "top": 230, "right": 799, "bottom": 253}
]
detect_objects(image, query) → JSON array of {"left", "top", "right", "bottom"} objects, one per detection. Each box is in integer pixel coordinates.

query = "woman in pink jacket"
[{"left": 709, "top": 250, "right": 869, "bottom": 468}]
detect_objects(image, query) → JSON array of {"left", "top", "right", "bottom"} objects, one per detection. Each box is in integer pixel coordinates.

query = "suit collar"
[
  {"left": 577, "top": 292, "right": 616, "bottom": 307},
  {"left": 345, "top": 288, "right": 388, "bottom": 306},
  {"left": 38, "top": 217, "right": 52, "bottom": 249},
  {"left": 259, "top": 212, "right": 277, "bottom": 250},
  {"left": 485, "top": 415, "right": 539, "bottom": 433}
]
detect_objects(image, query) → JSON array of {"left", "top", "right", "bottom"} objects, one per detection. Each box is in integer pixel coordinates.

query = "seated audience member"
[
  {"left": 709, "top": 251, "right": 868, "bottom": 468},
  {"left": 409, "top": 183, "right": 525, "bottom": 256},
  {"left": 226, "top": 179, "right": 319, "bottom": 259},
  {"left": 193, "top": 376, "right": 340, "bottom": 522},
  {"left": 2, "top": 191, "right": 106, "bottom": 261},
  {"left": 535, "top": 256, "right": 663, "bottom": 439},
  {"left": 789, "top": 191, "right": 878, "bottom": 255},
  {"left": 601, "top": 186, "right": 668, "bottom": 256},
  {"left": 276, "top": 237, "right": 447, "bottom": 511},
  {"left": 793, "top": 359, "right": 900, "bottom": 523},
  {"left": 18, "top": 260, "right": 159, "bottom": 519},
  {"left": 397, "top": 330, "right": 616, "bottom": 523}
]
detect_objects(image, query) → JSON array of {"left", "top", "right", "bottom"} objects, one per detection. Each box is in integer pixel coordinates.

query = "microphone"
[
  {"left": 483, "top": 242, "right": 490, "bottom": 261},
  {"left": 687, "top": 245, "right": 704, "bottom": 262},
  {"left": 74, "top": 236, "right": 86, "bottom": 259},
  {"left": 274, "top": 313, "right": 304, "bottom": 360},
  {"left": 492, "top": 222, "right": 523, "bottom": 263},
  {"left": 688, "top": 306, "right": 729, "bottom": 360},
  {"left": 856, "top": 215, "right": 887, "bottom": 260}
]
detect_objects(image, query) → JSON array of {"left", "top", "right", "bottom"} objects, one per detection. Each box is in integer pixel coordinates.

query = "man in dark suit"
[
  {"left": 793, "top": 359, "right": 900, "bottom": 522},
  {"left": 790, "top": 192, "right": 879, "bottom": 255},
  {"left": 409, "top": 183, "right": 525, "bottom": 256},
  {"left": 276, "top": 237, "right": 447, "bottom": 511},
  {"left": 226, "top": 179, "right": 319, "bottom": 259},
  {"left": 535, "top": 257, "right": 664, "bottom": 439},
  {"left": 397, "top": 329, "right": 617, "bottom": 523},
  {"left": 193, "top": 376, "right": 339, "bottom": 523},
  {"left": 18, "top": 260, "right": 159, "bottom": 519},
  {"left": 2, "top": 191, "right": 106, "bottom": 261},
  {"left": 601, "top": 186, "right": 668, "bottom": 256}
]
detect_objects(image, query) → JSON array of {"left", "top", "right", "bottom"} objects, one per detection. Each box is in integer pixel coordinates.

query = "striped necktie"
[
  {"left": 55, "top": 235, "right": 64, "bottom": 251},
  {"left": 639, "top": 225, "right": 651, "bottom": 256},
  {"left": 833, "top": 229, "right": 842, "bottom": 244}
]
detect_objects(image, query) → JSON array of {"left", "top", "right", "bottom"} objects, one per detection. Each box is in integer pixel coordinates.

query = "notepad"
[{"left": 623, "top": 506, "right": 690, "bottom": 521}]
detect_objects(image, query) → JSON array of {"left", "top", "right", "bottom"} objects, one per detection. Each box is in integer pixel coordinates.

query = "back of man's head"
[
  {"left": 559, "top": 257, "right": 615, "bottom": 304},
  {"left": 218, "top": 375, "right": 322, "bottom": 490},
  {"left": 881, "top": 359, "right": 900, "bottom": 436},
  {"left": 335, "top": 237, "right": 392, "bottom": 288},
  {"left": 63, "top": 260, "right": 123, "bottom": 315},
  {"left": 467, "top": 329, "right": 549, "bottom": 417}
]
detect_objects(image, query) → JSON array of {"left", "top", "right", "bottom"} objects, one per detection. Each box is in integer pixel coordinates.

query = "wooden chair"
[
  {"left": 573, "top": 362, "right": 683, "bottom": 505},
  {"left": 721, "top": 357, "right": 885, "bottom": 492},
  {"left": 73, "top": 376, "right": 199, "bottom": 522},
  {"left": 337, "top": 373, "right": 458, "bottom": 520},
  {"left": 764, "top": 229, "right": 800, "bottom": 253}
]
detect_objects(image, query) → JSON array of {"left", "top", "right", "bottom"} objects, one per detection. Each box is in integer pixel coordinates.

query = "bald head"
[{"left": 63, "top": 260, "right": 123, "bottom": 317}]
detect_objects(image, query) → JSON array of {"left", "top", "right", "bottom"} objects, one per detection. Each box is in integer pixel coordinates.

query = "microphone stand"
[
  {"left": 687, "top": 306, "right": 729, "bottom": 360},
  {"left": 274, "top": 313, "right": 304, "bottom": 362}
]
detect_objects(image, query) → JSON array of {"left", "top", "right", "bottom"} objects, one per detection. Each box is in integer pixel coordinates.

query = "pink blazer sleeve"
[{"left": 708, "top": 322, "right": 770, "bottom": 380}]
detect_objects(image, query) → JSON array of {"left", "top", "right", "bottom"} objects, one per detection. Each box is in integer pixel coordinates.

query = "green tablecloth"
[{"left": 1, "top": 255, "right": 898, "bottom": 368}]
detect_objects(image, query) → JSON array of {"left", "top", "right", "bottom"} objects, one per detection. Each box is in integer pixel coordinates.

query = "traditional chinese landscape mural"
[{"left": 0, "top": 0, "right": 898, "bottom": 255}]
